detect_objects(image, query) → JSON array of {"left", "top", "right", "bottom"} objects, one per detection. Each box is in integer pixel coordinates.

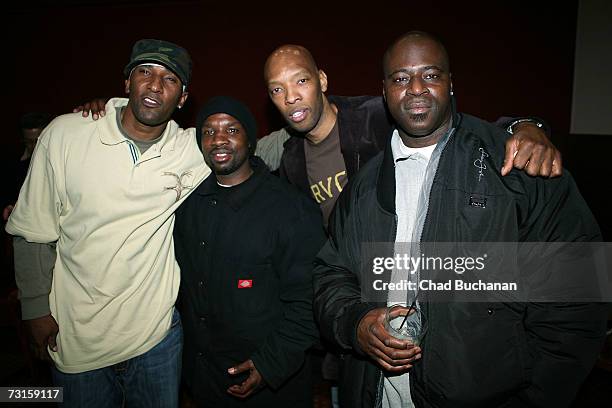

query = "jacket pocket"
[
  {"left": 425, "top": 303, "right": 528, "bottom": 405},
  {"left": 441, "top": 187, "right": 519, "bottom": 241}
]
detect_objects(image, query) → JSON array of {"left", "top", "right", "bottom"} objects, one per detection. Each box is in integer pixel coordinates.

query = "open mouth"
[
  {"left": 142, "top": 97, "right": 161, "bottom": 108},
  {"left": 210, "top": 150, "right": 232, "bottom": 163},
  {"left": 289, "top": 108, "right": 308, "bottom": 123}
]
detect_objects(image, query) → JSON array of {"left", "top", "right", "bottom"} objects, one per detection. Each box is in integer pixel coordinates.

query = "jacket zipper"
[
  {"left": 416, "top": 128, "right": 453, "bottom": 402},
  {"left": 416, "top": 128, "right": 453, "bottom": 244}
]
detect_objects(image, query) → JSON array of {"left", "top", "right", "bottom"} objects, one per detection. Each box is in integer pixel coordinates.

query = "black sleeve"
[
  {"left": 509, "top": 172, "right": 609, "bottom": 407},
  {"left": 250, "top": 197, "right": 326, "bottom": 390},
  {"left": 312, "top": 185, "right": 378, "bottom": 355}
]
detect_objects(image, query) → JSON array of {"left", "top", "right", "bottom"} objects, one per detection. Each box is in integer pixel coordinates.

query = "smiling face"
[
  {"left": 383, "top": 33, "right": 453, "bottom": 146},
  {"left": 123, "top": 64, "right": 188, "bottom": 135},
  {"left": 264, "top": 46, "right": 334, "bottom": 138},
  {"left": 201, "top": 113, "right": 252, "bottom": 186}
]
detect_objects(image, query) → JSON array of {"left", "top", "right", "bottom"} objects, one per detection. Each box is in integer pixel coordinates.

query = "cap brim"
[{"left": 123, "top": 58, "right": 185, "bottom": 86}]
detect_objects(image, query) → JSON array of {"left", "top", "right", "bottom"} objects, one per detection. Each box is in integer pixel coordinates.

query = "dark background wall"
[{"left": 5, "top": 0, "right": 611, "bottom": 238}]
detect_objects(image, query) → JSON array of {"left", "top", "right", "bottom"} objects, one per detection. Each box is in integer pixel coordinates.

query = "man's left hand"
[
  {"left": 501, "top": 123, "right": 562, "bottom": 177},
  {"left": 227, "top": 359, "right": 265, "bottom": 399}
]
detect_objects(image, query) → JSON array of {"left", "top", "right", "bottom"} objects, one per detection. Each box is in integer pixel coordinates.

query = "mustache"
[
  {"left": 404, "top": 98, "right": 432, "bottom": 108},
  {"left": 208, "top": 147, "right": 233, "bottom": 155}
]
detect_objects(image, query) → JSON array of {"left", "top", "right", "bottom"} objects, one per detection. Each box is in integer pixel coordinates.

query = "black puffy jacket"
[{"left": 313, "top": 113, "right": 608, "bottom": 408}]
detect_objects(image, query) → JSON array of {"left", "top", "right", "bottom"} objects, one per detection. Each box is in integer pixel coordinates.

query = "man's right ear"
[{"left": 124, "top": 79, "right": 130, "bottom": 94}]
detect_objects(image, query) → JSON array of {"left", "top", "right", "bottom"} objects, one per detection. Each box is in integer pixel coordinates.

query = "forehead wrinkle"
[
  {"left": 389, "top": 64, "right": 445, "bottom": 74},
  {"left": 203, "top": 119, "right": 241, "bottom": 127},
  {"left": 268, "top": 66, "right": 314, "bottom": 86}
]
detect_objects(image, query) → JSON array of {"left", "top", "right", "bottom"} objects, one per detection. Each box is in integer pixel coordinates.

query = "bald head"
[
  {"left": 382, "top": 30, "right": 453, "bottom": 144},
  {"left": 264, "top": 44, "right": 319, "bottom": 81},
  {"left": 383, "top": 31, "right": 450, "bottom": 77},
  {"left": 263, "top": 44, "right": 335, "bottom": 139}
]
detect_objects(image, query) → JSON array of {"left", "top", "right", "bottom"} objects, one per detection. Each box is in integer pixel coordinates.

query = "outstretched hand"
[
  {"left": 227, "top": 359, "right": 265, "bottom": 399},
  {"left": 501, "top": 122, "right": 562, "bottom": 177}
]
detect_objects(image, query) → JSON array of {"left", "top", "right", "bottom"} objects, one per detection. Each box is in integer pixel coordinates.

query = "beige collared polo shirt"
[{"left": 7, "top": 98, "right": 210, "bottom": 373}]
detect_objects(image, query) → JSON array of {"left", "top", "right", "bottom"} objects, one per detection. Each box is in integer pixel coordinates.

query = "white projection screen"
[{"left": 571, "top": 0, "right": 612, "bottom": 135}]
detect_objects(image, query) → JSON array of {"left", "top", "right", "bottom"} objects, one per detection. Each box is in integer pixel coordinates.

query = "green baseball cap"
[{"left": 124, "top": 39, "right": 192, "bottom": 86}]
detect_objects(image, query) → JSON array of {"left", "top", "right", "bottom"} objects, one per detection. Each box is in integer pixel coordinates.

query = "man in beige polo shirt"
[{"left": 6, "top": 39, "right": 210, "bottom": 407}]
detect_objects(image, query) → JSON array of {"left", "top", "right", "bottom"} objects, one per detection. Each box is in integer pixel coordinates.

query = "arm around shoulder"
[{"left": 494, "top": 115, "right": 562, "bottom": 177}]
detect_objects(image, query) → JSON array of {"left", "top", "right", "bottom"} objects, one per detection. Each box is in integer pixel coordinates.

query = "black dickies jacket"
[{"left": 174, "top": 157, "right": 326, "bottom": 407}]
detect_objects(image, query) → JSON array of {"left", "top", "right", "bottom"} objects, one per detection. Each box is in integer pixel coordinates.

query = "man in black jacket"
[
  {"left": 312, "top": 31, "right": 608, "bottom": 407},
  {"left": 174, "top": 96, "right": 325, "bottom": 407}
]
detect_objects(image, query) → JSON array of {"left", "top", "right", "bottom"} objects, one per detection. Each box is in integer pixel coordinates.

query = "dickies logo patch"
[{"left": 238, "top": 279, "right": 253, "bottom": 289}]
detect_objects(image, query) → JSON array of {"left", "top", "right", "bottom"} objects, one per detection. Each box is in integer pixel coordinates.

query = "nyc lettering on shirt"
[{"left": 309, "top": 171, "right": 347, "bottom": 203}]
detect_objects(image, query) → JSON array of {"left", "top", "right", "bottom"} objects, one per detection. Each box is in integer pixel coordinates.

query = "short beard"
[
  {"left": 204, "top": 153, "right": 248, "bottom": 177},
  {"left": 409, "top": 112, "right": 428, "bottom": 122},
  {"left": 213, "top": 165, "right": 238, "bottom": 176}
]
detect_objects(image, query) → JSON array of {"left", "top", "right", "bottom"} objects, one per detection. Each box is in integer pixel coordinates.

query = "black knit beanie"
[{"left": 195, "top": 96, "right": 258, "bottom": 155}]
